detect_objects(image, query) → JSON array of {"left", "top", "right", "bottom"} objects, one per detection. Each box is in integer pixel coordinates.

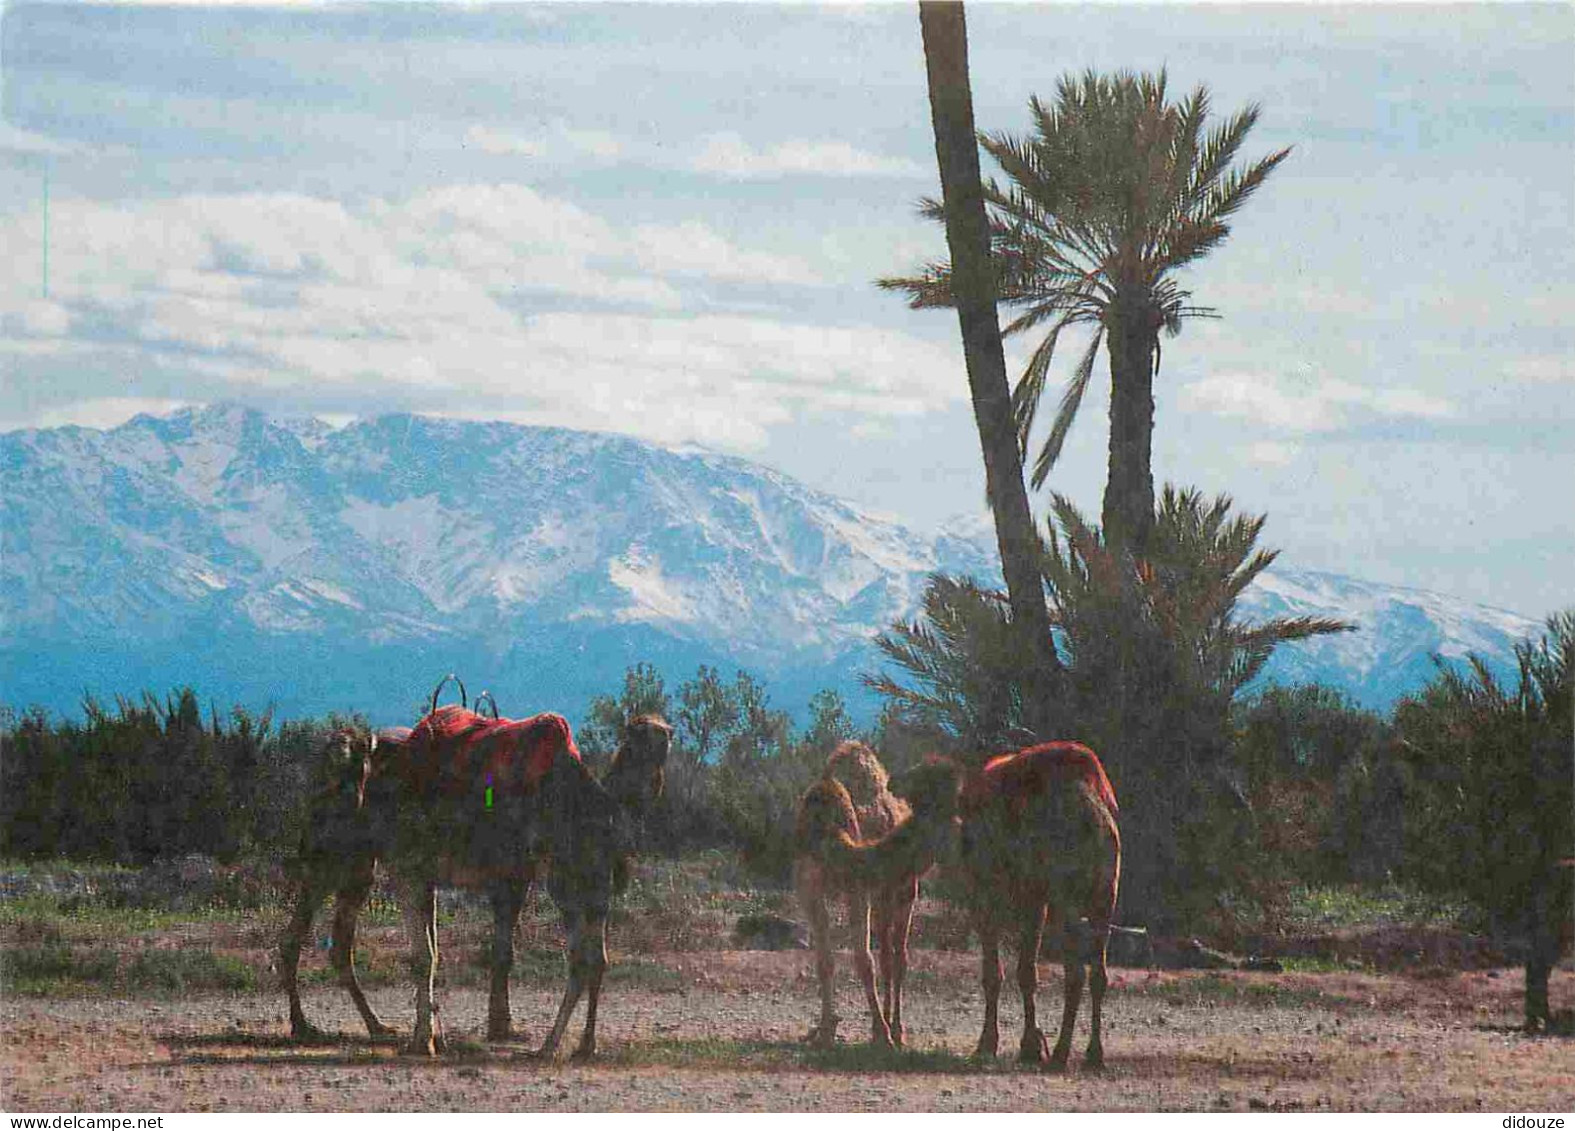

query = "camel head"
[
  {"left": 319, "top": 725, "right": 377, "bottom": 809},
  {"left": 605, "top": 713, "right": 673, "bottom": 813},
  {"left": 889, "top": 756, "right": 964, "bottom": 826},
  {"left": 894, "top": 756, "right": 963, "bottom": 856}
]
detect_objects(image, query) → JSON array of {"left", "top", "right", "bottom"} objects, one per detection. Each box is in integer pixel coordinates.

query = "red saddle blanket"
[
  {"left": 386, "top": 705, "right": 581, "bottom": 799},
  {"left": 961, "top": 741, "right": 1119, "bottom": 817}
]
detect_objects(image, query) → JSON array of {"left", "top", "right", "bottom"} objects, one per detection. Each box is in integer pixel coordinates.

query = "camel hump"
[
  {"left": 529, "top": 712, "right": 581, "bottom": 763},
  {"left": 823, "top": 740, "right": 910, "bottom": 836},
  {"left": 823, "top": 740, "right": 890, "bottom": 808},
  {"left": 970, "top": 741, "right": 1119, "bottom": 816}
]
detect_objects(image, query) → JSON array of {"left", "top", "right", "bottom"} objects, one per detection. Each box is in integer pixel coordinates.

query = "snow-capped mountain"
[{"left": 0, "top": 405, "right": 1546, "bottom": 723}]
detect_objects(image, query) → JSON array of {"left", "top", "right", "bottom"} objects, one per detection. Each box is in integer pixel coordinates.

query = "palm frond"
[
  {"left": 1010, "top": 318, "right": 1064, "bottom": 449},
  {"left": 1030, "top": 326, "right": 1103, "bottom": 489}
]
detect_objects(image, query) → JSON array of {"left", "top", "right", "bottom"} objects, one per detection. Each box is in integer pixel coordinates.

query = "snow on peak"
[{"left": 0, "top": 404, "right": 1547, "bottom": 719}]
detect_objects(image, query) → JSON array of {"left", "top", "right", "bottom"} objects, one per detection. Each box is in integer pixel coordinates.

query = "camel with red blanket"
[
  {"left": 382, "top": 691, "right": 670, "bottom": 1059},
  {"left": 955, "top": 741, "right": 1122, "bottom": 1070}
]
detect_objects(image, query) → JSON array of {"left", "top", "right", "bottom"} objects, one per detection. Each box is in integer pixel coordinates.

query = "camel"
[
  {"left": 278, "top": 725, "right": 398, "bottom": 1041},
  {"left": 955, "top": 741, "right": 1121, "bottom": 1071},
  {"left": 793, "top": 742, "right": 958, "bottom": 1049},
  {"left": 383, "top": 705, "right": 671, "bottom": 1059}
]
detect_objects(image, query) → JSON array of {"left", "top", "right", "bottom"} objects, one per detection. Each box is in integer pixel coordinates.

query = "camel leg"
[
  {"left": 572, "top": 913, "right": 609, "bottom": 1061},
  {"left": 487, "top": 878, "right": 526, "bottom": 1042},
  {"left": 1049, "top": 917, "right": 1087, "bottom": 1072},
  {"left": 973, "top": 923, "right": 1002, "bottom": 1060},
  {"left": 281, "top": 878, "right": 329, "bottom": 1041},
  {"left": 890, "top": 894, "right": 914, "bottom": 1048},
  {"left": 538, "top": 903, "right": 603, "bottom": 1062},
  {"left": 1085, "top": 919, "right": 1110, "bottom": 1070},
  {"left": 1017, "top": 904, "right": 1049, "bottom": 1065},
  {"left": 331, "top": 872, "right": 392, "bottom": 1038},
  {"left": 880, "top": 879, "right": 917, "bottom": 1048},
  {"left": 399, "top": 877, "right": 441, "bottom": 1057},
  {"left": 800, "top": 866, "right": 839, "bottom": 1048},
  {"left": 874, "top": 906, "right": 896, "bottom": 1046},
  {"left": 850, "top": 895, "right": 894, "bottom": 1048}
]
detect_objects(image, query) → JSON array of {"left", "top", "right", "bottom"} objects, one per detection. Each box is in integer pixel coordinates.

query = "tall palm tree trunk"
[
  {"left": 918, "top": 0, "right": 1061, "bottom": 730},
  {"left": 1102, "top": 309, "right": 1158, "bottom": 552}
]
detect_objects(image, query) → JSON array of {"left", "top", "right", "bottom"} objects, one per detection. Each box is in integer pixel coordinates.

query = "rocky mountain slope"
[{"left": 0, "top": 405, "right": 1543, "bottom": 723}]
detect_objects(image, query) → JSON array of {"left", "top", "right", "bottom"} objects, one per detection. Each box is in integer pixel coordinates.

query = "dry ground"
[{"left": 4, "top": 945, "right": 1572, "bottom": 1112}]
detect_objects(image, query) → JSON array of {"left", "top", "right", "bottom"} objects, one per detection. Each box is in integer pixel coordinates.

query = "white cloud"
[
  {"left": 692, "top": 133, "right": 925, "bottom": 181},
  {"left": 464, "top": 125, "right": 546, "bottom": 158},
  {"left": 0, "top": 185, "right": 957, "bottom": 453},
  {"left": 1504, "top": 354, "right": 1573, "bottom": 385},
  {"left": 1179, "top": 372, "right": 1456, "bottom": 434},
  {"left": 631, "top": 221, "right": 820, "bottom": 287},
  {"left": 0, "top": 123, "right": 84, "bottom": 156},
  {"left": 1246, "top": 440, "right": 1300, "bottom": 467},
  {"left": 4, "top": 300, "right": 73, "bottom": 338},
  {"left": 463, "top": 123, "right": 621, "bottom": 162},
  {"left": 0, "top": 397, "right": 194, "bottom": 433}
]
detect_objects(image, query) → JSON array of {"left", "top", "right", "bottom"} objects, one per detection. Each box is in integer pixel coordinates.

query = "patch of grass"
[
  {"left": 490, "top": 946, "right": 564, "bottom": 985},
  {"left": 612, "top": 852, "right": 797, "bottom": 951},
  {"left": 1284, "top": 884, "right": 1472, "bottom": 932},
  {"left": 0, "top": 943, "right": 119, "bottom": 994},
  {"left": 1277, "top": 954, "right": 1363, "bottom": 975},
  {"left": 607, "top": 957, "right": 683, "bottom": 992},
  {"left": 1131, "top": 973, "right": 1352, "bottom": 1010},
  {"left": 2, "top": 939, "right": 260, "bottom": 997},
  {"left": 610, "top": 1036, "right": 788, "bottom": 1069},
  {"left": 0, "top": 892, "right": 250, "bottom": 937},
  {"left": 124, "top": 949, "right": 258, "bottom": 995},
  {"left": 298, "top": 950, "right": 401, "bottom": 988}
]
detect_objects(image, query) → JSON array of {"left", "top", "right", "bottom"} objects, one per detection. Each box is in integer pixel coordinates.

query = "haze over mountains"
[{"left": 0, "top": 406, "right": 1543, "bottom": 725}]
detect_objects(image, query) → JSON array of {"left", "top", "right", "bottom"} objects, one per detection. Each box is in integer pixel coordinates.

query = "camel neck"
[{"left": 836, "top": 809, "right": 950, "bottom": 881}]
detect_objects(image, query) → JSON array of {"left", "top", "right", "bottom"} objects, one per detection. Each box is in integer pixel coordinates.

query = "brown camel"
[
  {"left": 956, "top": 741, "right": 1121, "bottom": 1070},
  {"left": 278, "top": 725, "right": 398, "bottom": 1041},
  {"left": 383, "top": 706, "right": 670, "bottom": 1059},
  {"left": 793, "top": 743, "right": 957, "bottom": 1049}
]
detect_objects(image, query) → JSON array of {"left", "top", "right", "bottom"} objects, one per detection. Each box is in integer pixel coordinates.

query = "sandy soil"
[{"left": 4, "top": 950, "right": 1572, "bottom": 1112}]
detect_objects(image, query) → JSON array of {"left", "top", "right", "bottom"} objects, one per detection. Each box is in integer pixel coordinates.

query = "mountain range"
[{"left": 0, "top": 405, "right": 1545, "bottom": 727}]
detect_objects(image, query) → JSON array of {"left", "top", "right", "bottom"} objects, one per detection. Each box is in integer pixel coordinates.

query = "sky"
[{"left": 1, "top": 1, "right": 1570, "bottom": 617}]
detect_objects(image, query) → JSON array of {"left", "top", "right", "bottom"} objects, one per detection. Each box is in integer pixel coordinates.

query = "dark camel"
[
  {"left": 384, "top": 707, "right": 670, "bottom": 1059},
  {"left": 278, "top": 725, "right": 398, "bottom": 1041}
]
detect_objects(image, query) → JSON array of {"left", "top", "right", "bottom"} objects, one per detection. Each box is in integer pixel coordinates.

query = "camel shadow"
[
  {"left": 145, "top": 1031, "right": 990, "bottom": 1075},
  {"left": 160, "top": 1031, "right": 399, "bottom": 1051},
  {"left": 600, "top": 1037, "right": 1118, "bottom": 1076},
  {"left": 142, "top": 1030, "right": 1359, "bottom": 1080},
  {"left": 1474, "top": 1016, "right": 1575, "bottom": 1038},
  {"left": 141, "top": 1030, "right": 507, "bottom": 1071}
]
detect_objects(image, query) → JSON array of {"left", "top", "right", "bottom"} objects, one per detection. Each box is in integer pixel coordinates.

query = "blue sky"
[{"left": 2, "top": 2, "right": 1570, "bottom": 617}]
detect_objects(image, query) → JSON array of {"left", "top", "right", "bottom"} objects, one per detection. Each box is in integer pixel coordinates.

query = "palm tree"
[
  {"left": 1393, "top": 611, "right": 1574, "bottom": 1031},
  {"left": 869, "top": 485, "right": 1351, "bottom": 924},
  {"left": 916, "top": 1, "right": 1060, "bottom": 735},
  {"left": 884, "top": 70, "right": 1290, "bottom": 551}
]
